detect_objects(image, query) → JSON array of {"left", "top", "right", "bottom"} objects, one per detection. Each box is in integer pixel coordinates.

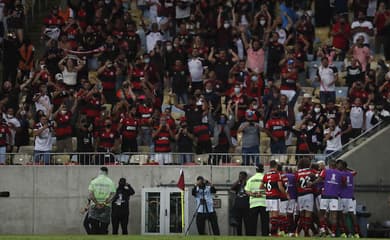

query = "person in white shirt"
[
  {"left": 187, "top": 48, "right": 204, "bottom": 90},
  {"left": 33, "top": 84, "right": 52, "bottom": 116},
  {"left": 350, "top": 11, "right": 374, "bottom": 45},
  {"left": 317, "top": 57, "right": 338, "bottom": 104},
  {"left": 33, "top": 115, "right": 53, "bottom": 165},
  {"left": 349, "top": 98, "right": 365, "bottom": 138},
  {"left": 324, "top": 118, "right": 343, "bottom": 156},
  {"left": 2, "top": 107, "right": 20, "bottom": 151},
  {"left": 146, "top": 23, "right": 163, "bottom": 53},
  {"left": 365, "top": 103, "right": 376, "bottom": 130}
]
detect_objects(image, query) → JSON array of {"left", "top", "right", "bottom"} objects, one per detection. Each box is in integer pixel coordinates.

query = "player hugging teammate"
[{"left": 262, "top": 158, "right": 359, "bottom": 237}]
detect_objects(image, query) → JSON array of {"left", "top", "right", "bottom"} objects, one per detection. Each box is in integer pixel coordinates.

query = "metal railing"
[{"left": 3, "top": 151, "right": 324, "bottom": 166}]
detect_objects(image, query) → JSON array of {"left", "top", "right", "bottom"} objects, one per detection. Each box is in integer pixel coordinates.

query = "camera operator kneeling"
[{"left": 192, "top": 176, "right": 220, "bottom": 235}]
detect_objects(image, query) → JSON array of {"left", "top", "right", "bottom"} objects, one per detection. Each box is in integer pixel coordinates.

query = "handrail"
[{"left": 325, "top": 120, "right": 389, "bottom": 160}]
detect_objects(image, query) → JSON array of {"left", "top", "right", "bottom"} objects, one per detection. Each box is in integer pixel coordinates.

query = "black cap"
[
  {"left": 100, "top": 166, "right": 108, "bottom": 173},
  {"left": 256, "top": 163, "right": 264, "bottom": 172},
  {"left": 197, "top": 176, "right": 204, "bottom": 181}
]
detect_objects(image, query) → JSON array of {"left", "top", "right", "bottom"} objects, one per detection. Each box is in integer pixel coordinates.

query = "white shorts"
[
  {"left": 280, "top": 200, "right": 288, "bottom": 214},
  {"left": 297, "top": 193, "right": 314, "bottom": 212},
  {"left": 341, "top": 198, "right": 356, "bottom": 214},
  {"left": 287, "top": 199, "right": 297, "bottom": 214},
  {"left": 266, "top": 199, "right": 280, "bottom": 212},
  {"left": 315, "top": 195, "right": 321, "bottom": 211},
  {"left": 320, "top": 197, "right": 340, "bottom": 212},
  {"left": 155, "top": 153, "right": 172, "bottom": 165}
]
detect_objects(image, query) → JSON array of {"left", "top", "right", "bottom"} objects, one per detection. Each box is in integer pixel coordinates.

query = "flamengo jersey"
[
  {"left": 295, "top": 168, "right": 317, "bottom": 195},
  {"left": 0, "top": 125, "right": 10, "bottom": 146},
  {"left": 320, "top": 168, "right": 342, "bottom": 198},
  {"left": 262, "top": 169, "right": 282, "bottom": 199},
  {"left": 266, "top": 118, "right": 289, "bottom": 139},
  {"left": 280, "top": 173, "right": 289, "bottom": 200},
  {"left": 120, "top": 117, "right": 138, "bottom": 139}
]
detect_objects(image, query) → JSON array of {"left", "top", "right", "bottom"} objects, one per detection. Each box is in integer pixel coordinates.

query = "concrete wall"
[
  {"left": 342, "top": 125, "right": 390, "bottom": 222},
  {"left": 0, "top": 165, "right": 255, "bottom": 234}
]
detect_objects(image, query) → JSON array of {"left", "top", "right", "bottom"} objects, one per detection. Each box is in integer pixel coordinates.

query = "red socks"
[{"left": 270, "top": 216, "right": 279, "bottom": 235}]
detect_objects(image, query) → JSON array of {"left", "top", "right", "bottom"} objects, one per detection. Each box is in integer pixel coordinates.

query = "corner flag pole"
[{"left": 177, "top": 169, "right": 185, "bottom": 233}]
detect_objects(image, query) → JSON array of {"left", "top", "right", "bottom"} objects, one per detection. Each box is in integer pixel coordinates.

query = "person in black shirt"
[
  {"left": 230, "top": 171, "right": 250, "bottom": 236},
  {"left": 111, "top": 178, "right": 135, "bottom": 235},
  {"left": 175, "top": 121, "right": 195, "bottom": 164}
]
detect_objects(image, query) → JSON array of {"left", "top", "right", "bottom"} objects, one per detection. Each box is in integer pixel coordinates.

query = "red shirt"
[
  {"left": 120, "top": 117, "right": 138, "bottom": 139},
  {"left": 138, "top": 105, "right": 153, "bottom": 126},
  {"left": 98, "top": 129, "right": 117, "bottom": 149},
  {"left": 154, "top": 127, "right": 171, "bottom": 152},
  {"left": 245, "top": 77, "right": 263, "bottom": 99},
  {"left": 263, "top": 169, "right": 282, "bottom": 199},
  {"left": 130, "top": 66, "right": 145, "bottom": 90},
  {"left": 193, "top": 125, "right": 211, "bottom": 142},
  {"left": 99, "top": 68, "right": 116, "bottom": 90},
  {"left": 331, "top": 22, "right": 351, "bottom": 49},
  {"left": 266, "top": 118, "right": 289, "bottom": 139},
  {"left": 55, "top": 112, "right": 72, "bottom": 139},
  {"left": 349, "top": 88, "right": 368, "bottom": 102},
  {"left": 295, "top": 168, "right": 317, "bottom": 195},
  {"left": 281, "top": 66, "right": 298, "bottom": 90},
  {"left": 375, "top": 11, "right": 390, "bottom": 34}
]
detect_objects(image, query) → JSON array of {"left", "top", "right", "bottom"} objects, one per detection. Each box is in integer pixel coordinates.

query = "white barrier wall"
[{"left": 0, "top": 165, "right": 254, "bottom": 234}]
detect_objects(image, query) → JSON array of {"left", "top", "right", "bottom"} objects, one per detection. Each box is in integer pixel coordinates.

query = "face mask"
[
  {"left": 260, "top": 20, "right": 266, "bottom": 25},
  {"left": 196, "top": 100, "right": 203, "bottom": 106},
  {"left": 369, "top": 105, "right": 375, "bottom": 110},
  {"left": 251, "top": 76, "right": 258, "bottom": 81},
  {"left": 314, "top": 108, "right": 321, "bottom": 113},
  {"left": 166, "top": 45, "right": 172, "bottom": 51},
  {"left": 219, "top": 118, "right": 226, "bottom": 124},
  {"left": 104, "top": 0, "right": 111, "bottom": 4},
  {"left": 252, "top": 105, "right": 258, "bottom": 109},
  {"left": 7, "top": 114, "right": 13, "bottom": 118},
  {"left": 144, "top": 58, "right": 150, "bottom": 64},
  {"left": 234, "top": 87, "right": 241, "bottom": 94},
  {"left": 224, "top": 23, "right": 230, "bottom": 29},
  {"left": 105, "top": 125, "right": 112, "bottom": 128},
  {"left": 61, "top": 110, "right": 67, "bottom": 115},
  {"left": 20, "top": 110, "right": 26, "bottom": 116},
  {"left": 205, "top": 89, "right": 212, "bottom": 93},
  {"left": 307, "top": 125, "right": 313, "bottom": 131}
]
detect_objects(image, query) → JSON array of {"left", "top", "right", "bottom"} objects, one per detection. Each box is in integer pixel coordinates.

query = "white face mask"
[
  {"left": 260, "top": 20, "right": 266, "bottom": 25},
  {"left": 166, "top": 45, "right": 172, "bottom": 51},
  {"left": 369, "top": 105, "right": 375, "bottom": 110},
  {"left": 61, "top": 110, "right": 67, "bottom": 115},
  {"left": 205, "top": 89, "right": 212, "bottom": 93},
  {"left": 234, "top": 87, "right": 241, "bottom": 94},
  {"left": 7, "top": 114, "right": 13, "bottom": 118},
  {"left": 251, "top": 76, "right": 258, "bottom": 81},
  {"left": 314, "top": 108, "right": 321, "bottom": 113},
  {"left": 196, "top": 100, "right": 203, "bottom": 106},
  {"left": 224, "top": 23, "right": 230, "bottom": 29},
  {"left": 253, "top": 105, "right": 258, "bottom": 109},
  {"left": 307, "top": 125, "right": 314, "bottom": 131},
  {"left": 104, "top": 0, "right": 111, "bottom": 4}
]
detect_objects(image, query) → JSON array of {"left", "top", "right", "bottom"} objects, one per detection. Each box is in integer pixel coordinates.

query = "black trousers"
[
  {"left": 89, "top": 218, "right": 109, "bottom": 235},
  {"left": 196, "top": 212, "right": 220, "bottom": 235},
  {"left": 232, "top": 207, "right": 250, "bottom": 235},
  {"left": 246, "top": 206, "right": 269, "bottom": 236},
  {"left": 83, "top": 213, "right": 92, "bottom": 234},
  {"left": 111, "top": 212, "right": 129, "bottom": 235}
]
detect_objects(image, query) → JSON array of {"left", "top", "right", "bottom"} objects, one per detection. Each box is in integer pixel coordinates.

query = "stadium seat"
[
  {"left": 53, "top": 154, "right": 70, "bottom": 165},
  {"left": 18, "top": 145, "right": 35, "bottom": 154},
  {"left": 12, "top": 153, "right": 32, "bottom": 165}
]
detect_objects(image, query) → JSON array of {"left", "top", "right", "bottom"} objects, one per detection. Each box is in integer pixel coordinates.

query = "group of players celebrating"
[{"left": 262, "top": 158, "right": 359, "bottom": 238}]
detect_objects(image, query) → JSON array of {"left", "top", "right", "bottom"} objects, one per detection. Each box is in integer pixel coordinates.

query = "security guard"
[
  {"left": 244, "top": 164, "right": 269, "bottom": 236},
  {"left": 88, "top": 167, "right": 116, "bottom": 234}
]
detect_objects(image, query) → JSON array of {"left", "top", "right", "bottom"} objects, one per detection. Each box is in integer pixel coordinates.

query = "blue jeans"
[
  {"left": 242, "top": 146, "right": 260, "bottom": 166},
  {"left": 34, "top": 150, "right": 51, "bottom": 165},
  {"left": 270, "top": 139, "right": 287, "bottom": 154},
  {"left": 179, "top": 154, "right": 192, "bottom": 164},
  {"left": 320, "top": 91, "right": 336, "bottom": 104}
]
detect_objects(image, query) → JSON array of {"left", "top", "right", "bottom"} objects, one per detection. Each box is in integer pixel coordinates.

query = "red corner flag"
[{"left": 177, "top": 169, "right": 185, "bottom": 191}]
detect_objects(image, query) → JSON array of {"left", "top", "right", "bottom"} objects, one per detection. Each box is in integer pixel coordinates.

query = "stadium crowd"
[{"left": 1, "top": 0, "right": 390, "bottom": 165}]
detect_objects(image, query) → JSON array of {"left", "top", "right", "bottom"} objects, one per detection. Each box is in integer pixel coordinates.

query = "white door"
[{"left": 141, "top": 187, "right": 189, "bottom": 235}]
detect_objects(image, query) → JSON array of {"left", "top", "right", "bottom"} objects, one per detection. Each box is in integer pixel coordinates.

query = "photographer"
[
  {"left": 191, "top": 176, "right": 220, "bottom": 235},
  {"left": 111, "top": 178, "right": 135, "bottom": 235}
]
